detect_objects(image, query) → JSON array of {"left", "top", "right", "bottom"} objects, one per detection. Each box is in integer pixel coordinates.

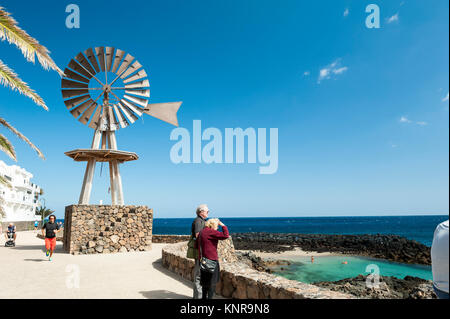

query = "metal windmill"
[{"left": 61, "top": 47, "right": 181, "bottom": 205}]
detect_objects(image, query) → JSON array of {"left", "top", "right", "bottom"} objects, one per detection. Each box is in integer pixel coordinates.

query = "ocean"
[
  {"left": 55, "top": 215, "right": 448, "bottom": 246},
  {"left": 152, "top": 215, "right": 448, "bottom": 246},
  {"left": 54, "top": 214, "right": 448, "bottom": 283},
  {"left": 152, "top": 215, "right": 447, "bottom": 283}
]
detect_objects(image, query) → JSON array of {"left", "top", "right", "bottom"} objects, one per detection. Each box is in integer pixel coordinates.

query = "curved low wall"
[
  {"left": 152, "top": 234, "right": 190, "bottom": 243},
  {"left": 162, "top": 240, "right": 354, "bottom": 299}
]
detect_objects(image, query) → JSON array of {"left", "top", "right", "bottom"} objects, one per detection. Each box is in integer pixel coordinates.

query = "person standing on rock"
[
  {"left": 431, "top": 219, "right": 449, "bottom": 299},
  {"left": 41, "top": 215, "right": 61, "bottom": 261},
  {"left": 191, "top": 204, "right": 209, "bottom": 299},
  {"left": 198, "top": 218, "right": 229, "bottom": 299}
]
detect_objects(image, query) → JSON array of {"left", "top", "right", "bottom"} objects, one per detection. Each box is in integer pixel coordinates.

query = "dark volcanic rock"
[
  {"left": 235, "top": 251, "right": 291, "bottom": 273},
  {"left": 232, "top": 233, "right": 431, "bottom": 265},
  {"left": 314, "top": 275, "right": 436, "bottom": 299}
]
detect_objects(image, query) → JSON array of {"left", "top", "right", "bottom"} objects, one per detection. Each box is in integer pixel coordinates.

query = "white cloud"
[
  {"left": 303, "top": 71, "right": 310, "bottom": 76},
  {"left": 400, "top": 117, "right": 428, "bottom": 126},
  {"left": 317, "top": 59, "right": 348, "bottom": 83},
  {"left": 343, "top": 8, "right": 349, "bottom": 17},
  {"left": 386, "top": 13, "right": 399, "bottom": 23},
  {"left": 333, "top": 67, "right": 348, "bottom": 75},
  {"left": 399, "top": 116, "right": 411, "bottom": 123},
  {"left": 443, "top": 92, "right": 449, "bottom": 102}
]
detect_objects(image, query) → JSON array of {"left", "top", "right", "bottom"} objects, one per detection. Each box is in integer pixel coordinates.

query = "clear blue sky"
[{"left": 0, "top": 0, "right": 448, "bottom": 218}]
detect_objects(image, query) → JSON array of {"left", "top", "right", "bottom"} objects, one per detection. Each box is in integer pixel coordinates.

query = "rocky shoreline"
[
  {"left": 232, "top": 233, "right": 431, "bottom": 265},
  {"left": 314, "top": 275, "right": 436, "bottom": 299},
  {"left": 232, "top": 233, "right": 435, "bottom": 299}
]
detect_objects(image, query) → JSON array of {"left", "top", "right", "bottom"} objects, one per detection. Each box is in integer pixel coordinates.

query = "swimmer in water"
[{"left": 311, "top": 256, "right": 314, "bottom": 263}]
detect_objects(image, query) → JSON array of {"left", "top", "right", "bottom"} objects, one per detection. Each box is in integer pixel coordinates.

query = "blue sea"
[
  {"left": 55, "top": 215, "right": 447, "bottom": 283},
  {"left": 152, "top": 215, "right": 448, "bottom": 246},
  {"left": 152, "top": 215, "right": 448, "bottom": 283}
]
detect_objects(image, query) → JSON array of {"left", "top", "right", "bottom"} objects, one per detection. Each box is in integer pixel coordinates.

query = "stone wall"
[
  {"left": 64, "top": 205, "right": 153, "bottom": 255},
  {"left": 152, "top": 234, "right": 190, "bottom": 243},
  {"left": 162, "top": 240, "right": 354, "bottom": 299}
]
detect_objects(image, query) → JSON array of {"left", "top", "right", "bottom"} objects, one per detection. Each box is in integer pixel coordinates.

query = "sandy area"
[
  {"left": 0, "top": 231, "right": 195, "bottom": 299},
  {"left": 241, "top": 246, "right": 343, "bottom": 260}
]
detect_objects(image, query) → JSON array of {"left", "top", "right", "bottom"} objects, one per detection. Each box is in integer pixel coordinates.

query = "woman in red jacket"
[{"left": 198, "top": 218, "right": 229, "bottom": 299}]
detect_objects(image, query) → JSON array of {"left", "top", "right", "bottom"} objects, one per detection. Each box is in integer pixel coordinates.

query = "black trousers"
[{"left": 200, "top": 262, "right": 220, "bottom": 299}]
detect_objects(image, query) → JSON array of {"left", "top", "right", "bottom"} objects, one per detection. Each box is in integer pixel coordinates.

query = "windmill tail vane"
[{"left": 61, "top": 46, "right": 182, "bottom": 205}]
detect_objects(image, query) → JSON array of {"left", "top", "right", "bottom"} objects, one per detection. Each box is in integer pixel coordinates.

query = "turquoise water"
[{"left": 271, "top": 256, "right": 432, "bottom": 284}]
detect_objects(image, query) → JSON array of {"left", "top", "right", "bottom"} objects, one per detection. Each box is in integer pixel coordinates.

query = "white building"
[{"left": 0, "top": 160, "right": 41, "bottom": 223}]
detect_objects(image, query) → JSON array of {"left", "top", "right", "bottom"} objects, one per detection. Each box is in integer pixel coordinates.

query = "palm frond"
[
  {"left": 0, "top": 6, "right": 64, "bottom": 76},
  {"left": 0, "top": 174, "right": 12, "bottom": 188},
  {"left": 0, "top": 203, "right": 5, "bottom": 219},
  {"left": 0, "top": 133, "right": 16, "bottom": 160},
  {"left": 0, "top": 59, "right": 48, "bottom": 110},
  {"left": 0, "top": 116, "right": 45, "bottom": 160}
]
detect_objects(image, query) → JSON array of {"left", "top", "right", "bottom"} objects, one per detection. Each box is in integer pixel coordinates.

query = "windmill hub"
[
  {"left": 102, "top": 84, "right": 111, "bottom": 93},
  {"left": 61, "top": 46, "right": 182, "bottom": 205}
]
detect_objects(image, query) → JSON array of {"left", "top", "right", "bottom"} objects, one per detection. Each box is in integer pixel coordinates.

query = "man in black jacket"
[{"left": 191, "top": 204, "right": 209, "bottom": 299}]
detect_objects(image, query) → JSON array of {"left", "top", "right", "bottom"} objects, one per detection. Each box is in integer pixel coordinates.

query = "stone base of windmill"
[{"left": 63, "top": 205, "right": 153, "bottom": 255}]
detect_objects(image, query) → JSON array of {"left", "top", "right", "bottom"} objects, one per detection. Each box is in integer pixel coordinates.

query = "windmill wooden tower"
[{"left": 61, "top": 47, "right": 181, "bottom": 205}]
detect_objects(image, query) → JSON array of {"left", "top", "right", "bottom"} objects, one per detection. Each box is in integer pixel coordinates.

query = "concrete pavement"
[{"left": 0, "top": 231, "right": 194, "bottom": 299}]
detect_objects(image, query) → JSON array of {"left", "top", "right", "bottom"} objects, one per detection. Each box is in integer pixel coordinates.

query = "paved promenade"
[{"left": 0, "top": 231, "right": 193, "bottom": 299}]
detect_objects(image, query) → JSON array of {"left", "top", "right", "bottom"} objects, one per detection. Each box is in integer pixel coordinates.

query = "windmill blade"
[
  {"left": 125, "top": 89, "right": 150, "bottom": 98},
  {"left": 113, "top": 104, "right": 129, "bottom": 128},
  {"left": 95, "top": 47, "right": 106, "bottom": 72},
  {"left": 61, "top": 78, "right": 89, "bottom": 89},
  {"left": 111, "top": 49, "right": 125, "bottom": 73},
  {"left": 85, "top": 48, "right": 100, "bottom": 73},
  {"left": 70, "top": 99, "right": 95, "bottom": 117},
  {"left": 105, "top": 47, "right": 114, "bottom": 72},
  {"left": 123, "top": 95, "right": 148, "bottom": 109},
  {"left": 144, "top": 102, "right": 182, "bottom": 127},
  {"left": 124, "top": 79, "right": 150, "bottom": 90},
  {"left": 63, "top": 94, "right": 90, "bottom": 109},
  {"left": 75, "top": 52, "right": 96, "bottom": 76},
  {"left": 79, "top": 102, "right": 98, "bottom": 124},
  {"left": 62, "top": 89, "right": 89, "bottom": 99},
  {"left": 64, "top": 68, "right": 90, "bottom": 83},
  {"left": 120, "top": 61, "right": 142, "bottom": 79},
  {"left": 122, "top": 69, "right": 147, "bottom": 84},
  {"left": 116, "top": 53, "right": 134, "bottom": 76},
  {"left": 120, "top": 98, "right": 144, "bottom": 116},
  {"left": 68, "top": 59, "right": 93, "bottom": 79},
  {"left": 88, "top": 105, "right": 102, "bottom": 129},
  {"left": 118, "top": 101, "right": 139, "bottom": 123}
]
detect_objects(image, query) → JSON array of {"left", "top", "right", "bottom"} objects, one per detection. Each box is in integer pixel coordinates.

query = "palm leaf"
[
  {"left": 0, "top": 116, "right": 45, "bottom": 160},
  {"left": 0, "top": 59, "right": 48, "bottom": 110},
  {"left": 0, "top": 133, "right": 16, "bottom": 160},
  {"left": 0, "top": 6, "right": 64, "bottom": 76},
  {"left": 0, "top": 174, "right": 12, "bottom": 188},
  {"left": 0, "top": 201, "right": 5, "bottom": 219}
]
